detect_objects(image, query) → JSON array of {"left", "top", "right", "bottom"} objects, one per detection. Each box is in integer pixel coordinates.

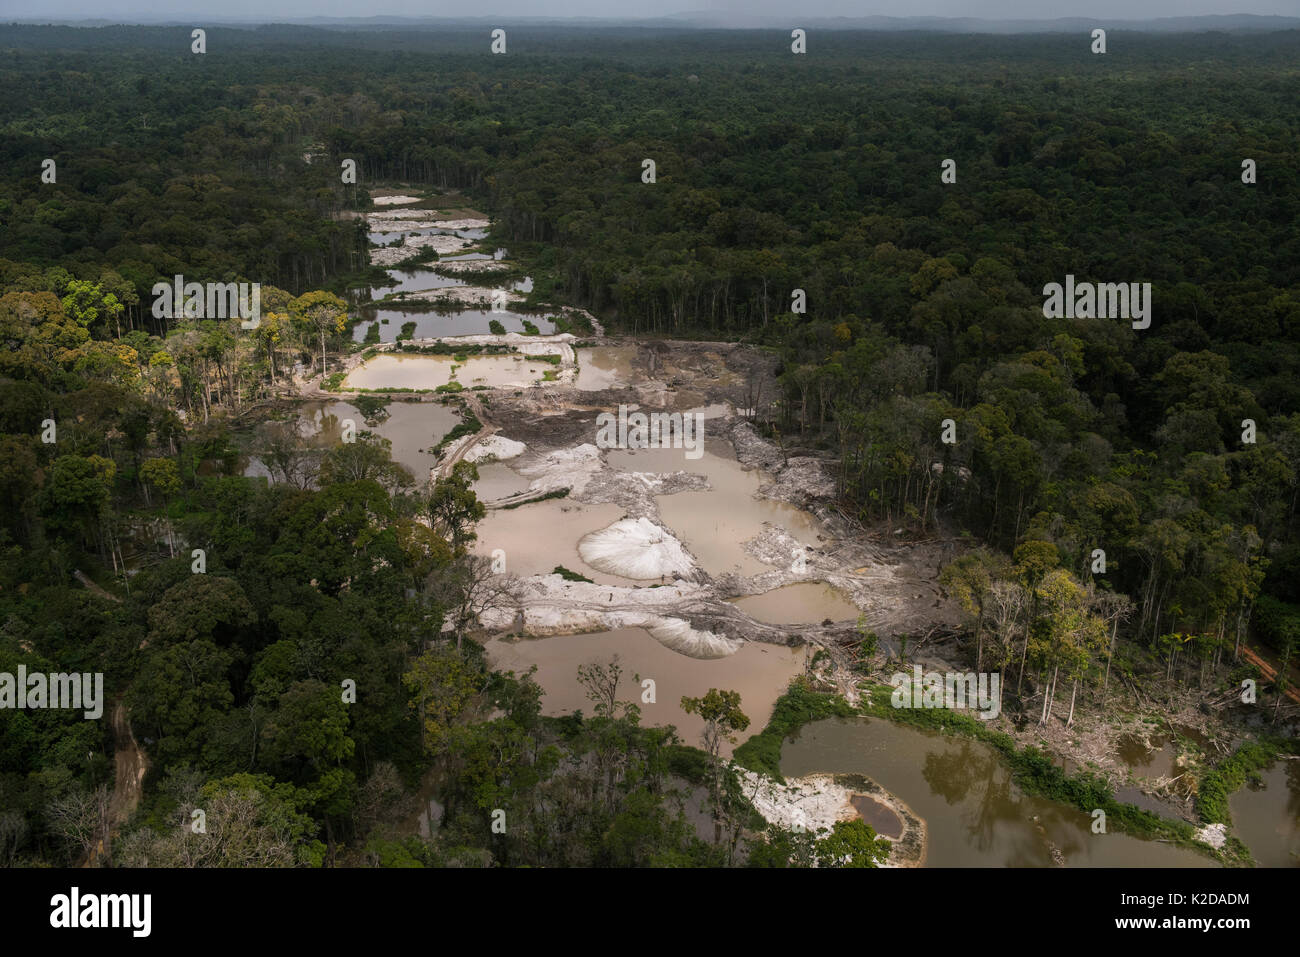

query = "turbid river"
[{"left": 780, "top": 717, "right": 1216, "bottom": 867}]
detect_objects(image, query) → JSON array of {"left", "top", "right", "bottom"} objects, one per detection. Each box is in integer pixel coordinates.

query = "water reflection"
[
  {"left": 1229, "top": 760, "right": 1300, "bottom": 866},
  {"left": 780, "top": 717, "right": 1215, "bottom": 867}
]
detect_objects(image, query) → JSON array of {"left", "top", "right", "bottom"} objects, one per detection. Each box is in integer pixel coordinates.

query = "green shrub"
[
  {"left": 1196, "top": 741, "right": 1281, "bottom": 825},
  {"left": 552, "top": 565, "right": 594, "bottom": 583},
  {"left": 498, "top": 488, "right": 569, "bottom": 509},
  {"left": 732, "top": 681, "right": 855, "bottom": 780}
]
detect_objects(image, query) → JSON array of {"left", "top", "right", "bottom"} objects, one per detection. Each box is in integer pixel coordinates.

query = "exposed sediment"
[{"left": 737, "top": 769, "right": 927, "bottom": 867}]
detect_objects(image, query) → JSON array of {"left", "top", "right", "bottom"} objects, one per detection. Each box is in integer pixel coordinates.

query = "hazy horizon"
[{"left": 5, "top": 1, "right": 1299, "bottom": 27}]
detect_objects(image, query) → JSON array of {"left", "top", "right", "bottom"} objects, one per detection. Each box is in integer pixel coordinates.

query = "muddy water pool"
[
  {"left": 353, "top": 310, "right": 555, "bottom": 343},
  {"left": 472, "top": 500, "right": 635, "bottom": 587},
  {"left": 607, "top": 440, "right": 828, "bottom": 577},
  {"left": 344, "top": 354, "right": 553, "bottom": 391},
  {"left": 575, "top": 346, "right": 642, "bottom": 391},
  {"left": 1229, "top": 759, "right": 1300, "bottom": 866},
  {"left": 242, "top": 399, "right": 461, "bottom": 482},
  {"left": 730, "top": 582, "right": 861, "bottom": 624},
  {"left": 485, "top": 627, "right": 805, "bottom": 756},
  {"left": 781, "top": 717, "right": 1216, "bottom": 867}
]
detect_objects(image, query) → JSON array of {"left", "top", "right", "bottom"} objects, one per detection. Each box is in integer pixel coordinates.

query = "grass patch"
[
  {"left": 344, "top": 387, "right": 433, "bottom": 394},
  {"left": 433, "top": 412, "right": 482, "bottom": 454},
  {"left": 398, "top": 342, "right": 514, "bottom": 357},
  {"left": 1195, "top": 739, "right": 1290, "bottom": 826},
  {"left": 552, "top": 565, "right": 594, "bottom": 583},
  {"left": 322, "top": 372, "right": 346, "bottom": 391},
  {"left": 666, "top": 744, "right": 713, "bottom": 785},
  {"left": 551, "top": 310, "right": 594, "bottom": 336},
  {"left": 732, "top": 679, "right": 856, "bottom": 781},
  {"left": 498, "top": 488, "right": 569, "bottom": 509},
  {"left": 352, "top": 396, "right": 390, "bottom": 419}
]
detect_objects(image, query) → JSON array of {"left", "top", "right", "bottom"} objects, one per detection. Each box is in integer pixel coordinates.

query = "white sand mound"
[
  {"left": 369, "top": 233, "right": 472, "bottom": 266},
  {"left": 1193, "top": 822, "right": 1227, "bottom": 849},
  {"left": 465, "top": 435, "right": 526, "bottom": 464},
  {"left": 432, "top": 218, "right": 490, "bottom": 230},
  {"left": 645, "top": 617, "right": 742, "bottom": 659},
  {"left": 517, "top": 443, "right": 604, "bottom": 495},
  {"left": 736, "top": 769, "right": 857, "bottom": 835},
  {"left": 434, "top": 259, "right": 512, "bottom": 274},
  {"left": 373, "top": 194, "right": 422, "bottom": 206},
  {"left": 578, "top": 517, "right": 696, "bottom": 580}
]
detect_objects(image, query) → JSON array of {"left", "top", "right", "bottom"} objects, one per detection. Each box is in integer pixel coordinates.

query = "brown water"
[
  {"left": 1116, "top": 731, "right": 1178, "bottom": 779},
  {"left": 1229, "top": 760, "right": 1300, "bottom": 867},
  {"left": 368, "top": 268, "right": 466, "bottom": 298},
  {"left": 472, "top": 462, "right": 534, "bottom": 502},
  {"left": 780, "top": 717, "right": 1216, "bottom": 867},
  {"left": 344, "top": 354, "right": 553, "bottom": 391},
  {"left": 354, "top": 309, "right": 555, "bottom": 342},
  {"left": 242, "top": 400, "right": 461, "bottom": 482},
  {"left": 850, "top": 794, "right": 904, "bottom": 838},
  {"left": 731, "top": 583, "right": 860, "bottom": 625},
  {"left": 484, "top": 627, "right": 805, "bottom": 756},
  {"left": 471, "top": 500, "right": 634, "bottom": 586},
  {"left": 608, "top": 440, "right": 827, "bottom": 577},
  {"left": 576, "top": 346, "right": 641, "bottom": 391}
]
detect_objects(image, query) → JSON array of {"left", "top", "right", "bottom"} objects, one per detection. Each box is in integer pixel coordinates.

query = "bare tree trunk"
[{"left": 1101, "top": 618, "right": 1118, "bottom": 699}]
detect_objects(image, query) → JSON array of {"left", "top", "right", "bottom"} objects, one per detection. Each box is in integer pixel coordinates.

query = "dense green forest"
[{"left": 0, "top": 24, "right": 1297, "bottom": 867}]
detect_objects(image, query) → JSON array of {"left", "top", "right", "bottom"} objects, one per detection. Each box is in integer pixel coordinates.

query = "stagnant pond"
[
  {"left": 575, "top": 346, "right": 642, "bottom": 391},
  {"left": 343, "top": 354, "right": 554, "bottom": 391},
  {"left": 730, "top": 582, "right": 860, "bottom": 625},
  {"left": 608, "top": 439, "right": 828, "bottom": 577},
  {"left": 485, "top": 627, "right": 805, "bottom": 756},
  {"left": 242, "top": 399, "right": 460, "bottom": 483},
  {"left": 471, "top": 461, "right": 534, "bottom": 502},
  {"left": 1229, "top": 759, "right": 1300, "bottom": 866},
  {"left": 354, "top": 309, "right": 555, "bottom": 342},
  {"left": 780, "top": 717, "right": 1216, "bottom": 867},
  {"left": 473, "top": 500, "right": 635, "bottom": 587}
]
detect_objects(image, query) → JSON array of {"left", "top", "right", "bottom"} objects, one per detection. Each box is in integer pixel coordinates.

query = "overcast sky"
[{"left": 6, "top": 1, "right": 1298, "bottom": 22}]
